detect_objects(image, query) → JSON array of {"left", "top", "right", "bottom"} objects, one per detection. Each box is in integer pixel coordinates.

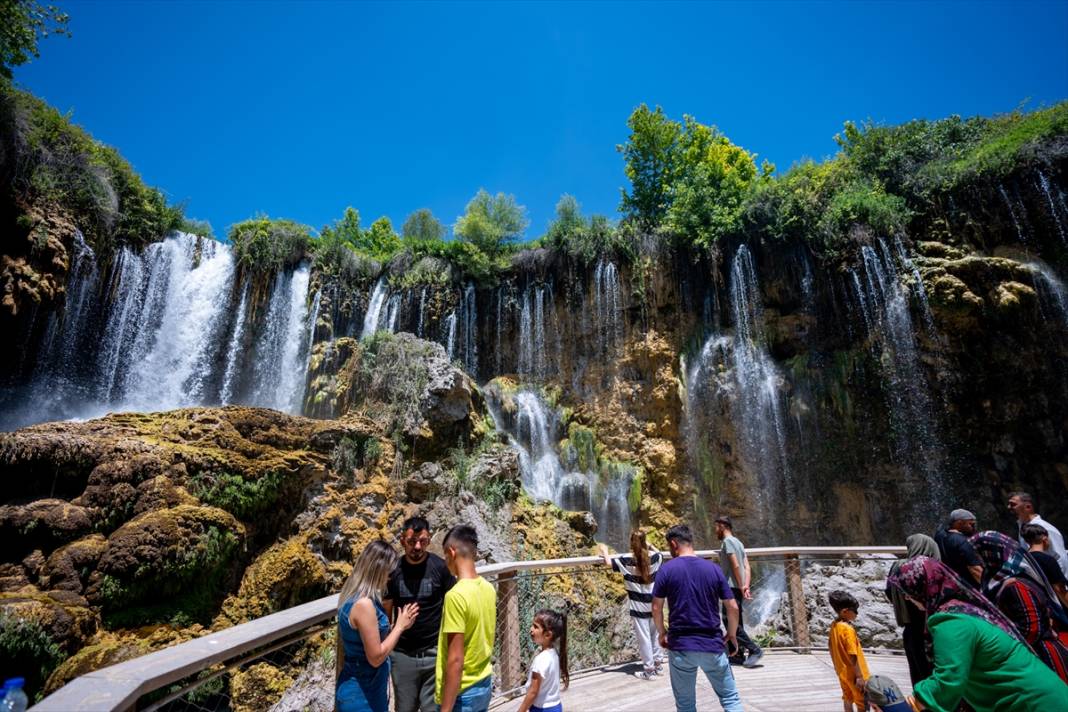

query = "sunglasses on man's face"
[{"left": 404, "top": 537, "right": 430, "bottom": 546}]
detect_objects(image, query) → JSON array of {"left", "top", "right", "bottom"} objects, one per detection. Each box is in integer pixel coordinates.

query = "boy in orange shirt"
[{"left": 829, "top": 591, "right": 870, "bottom": 712}]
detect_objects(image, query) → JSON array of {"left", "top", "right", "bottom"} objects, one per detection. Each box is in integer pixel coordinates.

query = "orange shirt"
[{"left": 829, "top": 619, "right": 870, "bottom": 703}]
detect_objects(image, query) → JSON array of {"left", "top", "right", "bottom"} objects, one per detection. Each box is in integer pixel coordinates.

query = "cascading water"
[
  {"left": 459, "top": 283, "right": 478, "bottom": 375},
  {"left": 444, "top": 311, "right": 458, "bottom": 360},
  {"left": 593, "top": 259, "right": 623, "bottom": 356},
  {"left": 361, "top": 278, "right": 389, "bottom": 339},
  {"left": 249, "top": 264, "right": 314, "bottom": 412},
  {"left": 1026, "top": 261, "right": 1068, "bottom": 327},
  {"left": 220, "top": 283, "right": 250, "bottom": 405},
  {"left": 2, "top": 232, "right": 317, "bottom": 430},
  {"left": 518, "top": 283, "right": 552, "bottom": 380},
  {"left": 1000, "top": 184, "right": 1027, "bottom": 242},
  {"left": 683, "top": 245, "right": 794, "bottom": 536},
  {"left": 487, "top": 388, "right": 634, "bottom": 547},
  {"left": 1037, "top": 171, "right": 1067, "bottom": 243},
  {"left": 849, "top": 239, "right": 945, "bottom": 513}
]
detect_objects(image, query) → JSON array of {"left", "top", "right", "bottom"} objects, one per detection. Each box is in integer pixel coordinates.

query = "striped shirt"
[{"left": 611, "top": 551, "right": 664, "bottom": 618}]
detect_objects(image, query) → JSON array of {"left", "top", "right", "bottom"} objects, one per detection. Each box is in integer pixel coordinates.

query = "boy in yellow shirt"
[
  {"left": 829, "top": 590, "right": 870, "bottom": 712},
  {"left": 436, "top": 524, "right": 496, "bottom": 712}
]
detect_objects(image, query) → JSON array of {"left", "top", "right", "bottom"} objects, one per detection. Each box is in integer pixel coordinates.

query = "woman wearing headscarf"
[
  {"left": 885, "top": 534, "right": 940, "bottom": 685},
  {"left": 970, "top": 530, "right": 1068, "bottom": 682},
  {"left": 887, "top": 556, "right": 1067, "bottom": 712}
]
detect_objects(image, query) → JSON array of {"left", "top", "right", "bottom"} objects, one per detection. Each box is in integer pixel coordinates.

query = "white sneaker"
[{"left": 634, "top": 670, "right": 657, "bottom": 681}]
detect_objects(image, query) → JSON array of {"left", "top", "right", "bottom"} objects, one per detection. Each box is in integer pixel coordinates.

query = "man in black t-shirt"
[
  {"left": 1023, "top": 522, "right": 1068, "bottom": 608},
  {"left": 383, "top": 516, "right": 456, "bottom": 712},
  {"left": 934, "top": 508, "right": 982, "bottom": 587}
]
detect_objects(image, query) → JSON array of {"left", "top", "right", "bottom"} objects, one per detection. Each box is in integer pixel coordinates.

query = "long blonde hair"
[
  {"left": 338, "top": 539, "right": 398, "bottom": 608},
  {"left": 337, "top": 539, "right": 398, "bottom": 679}
]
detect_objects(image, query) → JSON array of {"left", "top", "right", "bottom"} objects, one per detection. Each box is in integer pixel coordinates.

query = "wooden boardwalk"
[{"left": 491, "top": 650, "right": 912, "bottom": 712}]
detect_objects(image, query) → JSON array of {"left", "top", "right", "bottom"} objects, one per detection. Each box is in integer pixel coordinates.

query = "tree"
[
  {"left": 364, "top": 216, "right": 401, "bottom": 257},
  {"left": 618, "top": 104, "right": 682, "bottom": 228},
  {"left": 1, "top": 0, "right": 70, "bottom": 79},
  {"left": 545, "top": 194, "right": 586, "bottom": 248},
  {"left": 401, "top": 208, "right": 446, "bottom": 243},
  {"left": 454, "top": 189, "right": 528, "bottom": 254},
  {"left": 665, "top": 115, "right": 770, "bottom": 248},
  {"left": 321, "top": 206, "right": 362, "bottom": 247}
]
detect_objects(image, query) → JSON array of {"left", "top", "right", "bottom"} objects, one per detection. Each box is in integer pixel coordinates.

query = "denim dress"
[{"left": 336, "top": 597, "right": 391, "bottom": 712}]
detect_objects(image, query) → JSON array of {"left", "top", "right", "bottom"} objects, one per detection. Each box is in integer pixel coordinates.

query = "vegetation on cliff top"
[{"left": 0, "top": 81, "right": 192, "bottom": 254}]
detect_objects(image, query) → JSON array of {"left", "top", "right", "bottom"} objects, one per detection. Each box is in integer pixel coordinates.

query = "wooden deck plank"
[{"left": 492, "top": 651, "right": 912, "bottom": 712}]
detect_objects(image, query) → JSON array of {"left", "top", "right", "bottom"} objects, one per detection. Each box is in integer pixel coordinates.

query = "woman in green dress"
[{"left": 887, "top": 556, "right": 1067, "bottom": 712}]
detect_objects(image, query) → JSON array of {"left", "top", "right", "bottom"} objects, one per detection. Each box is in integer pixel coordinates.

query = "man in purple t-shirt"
[{"left": 652, "top": 524, "right": 744, "bottom": 712}]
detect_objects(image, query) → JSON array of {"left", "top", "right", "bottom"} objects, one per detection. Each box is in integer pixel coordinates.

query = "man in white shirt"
[{"left": 1009, "top": 491, "right": 1068, "bottom": 577}]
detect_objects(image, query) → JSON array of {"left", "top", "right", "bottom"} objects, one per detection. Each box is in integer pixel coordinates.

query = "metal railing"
[{"left": 31, "top": 546, "right": 905, "bottom": 711}]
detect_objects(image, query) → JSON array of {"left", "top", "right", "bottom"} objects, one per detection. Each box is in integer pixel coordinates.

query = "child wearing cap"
[{"left": 829, "top": 590, "right": 870, "bottom": 712}]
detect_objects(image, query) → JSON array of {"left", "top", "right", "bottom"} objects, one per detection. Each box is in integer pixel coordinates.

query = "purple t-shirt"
[{"left": 652, "top": 555, "right": 734, "bottom": 653}]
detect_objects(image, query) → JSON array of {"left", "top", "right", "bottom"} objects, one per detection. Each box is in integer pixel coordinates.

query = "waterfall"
[
  {"left": 1037, "top": 171, "right": 1067, "bottom": 243},
  {"left": 385, "top": 293, "right": 402, "bottom": 332},
  {"left": 487, "top": 388, "right": 634, "bottom": 547},
  {"left": 361, "top": 278, "right": 388, "bottom": 339},
  {"left": 850, "top": 239, "right": 944, "bottom": 502},
  {"left": 3, "top": 233, "right": 330, "bottom": 430},
  {"left": 726, "top": 246, "right": 793, "bottom": 505},
  {"left": 1026, "top": 261, "right": 1068, "bottom": 327},
  {"left": 1000, "top": 184, "right": 1027, "bottom": 242},
  {"left": 249, "top": 264, "right": 313, "bottom": 412},
  {"left": 495, "top": 287, "right": 504, "bottom": 375},
  {"left": 416, "top": 287, "right": 427, "bottom": 338},
  {"left": 220, "top": 283, "right": 250, "bottom": 405},
  {"left": 593, "top": 259, "right": 623, "bottom": 356},
  {"left": 460, "top": 283, "right": 478, "bottom": 375},
  {"left": 444, "top": 311, "right": 457, "bottom": 360},
  {"left": 124, "top": 238, "right": 235, "bottom": 409}
]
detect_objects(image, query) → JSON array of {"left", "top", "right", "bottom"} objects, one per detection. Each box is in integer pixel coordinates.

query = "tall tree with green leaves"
[
  {"left": 401, "top": 208, "right": 446, "bottom": 243},
  {"left": 666, "top": 116, "right": 771, "bottom": 248},
  {"left": 1, "top": 0, "right": 70, "bottom": 79},
  {"left": 618, "top": 104, "right": 682, "bottom": 228},
  {"left": 454, "top": 189, "right": 528, "bottom": 254},
  {"left": 364, "top": 216, "right": 401, "bottom": 257}
]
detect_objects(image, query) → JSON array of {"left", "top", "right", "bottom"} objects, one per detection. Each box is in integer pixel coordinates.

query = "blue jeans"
[
  {"left": 668, "top": 650, "right": 743, "bottom": 712},
  {"left": 454, "top": 675, "right": 492, "bottom": 712}
]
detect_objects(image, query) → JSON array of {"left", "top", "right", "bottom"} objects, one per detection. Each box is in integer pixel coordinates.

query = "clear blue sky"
[{"left": 13, "top": 1, "right": 1068, "bottom": 241}]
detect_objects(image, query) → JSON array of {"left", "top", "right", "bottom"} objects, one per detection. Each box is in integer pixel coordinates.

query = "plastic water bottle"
[{"left": 0, "top": 678, "right": 28, "bottom": 712}]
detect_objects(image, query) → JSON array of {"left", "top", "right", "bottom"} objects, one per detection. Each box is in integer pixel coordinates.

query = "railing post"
[
  {"left": 784, "top": 553, "right": 811, "bottom": 653},
  {"left": 497, "top": 570, "right": 522, "bottom": 692}
]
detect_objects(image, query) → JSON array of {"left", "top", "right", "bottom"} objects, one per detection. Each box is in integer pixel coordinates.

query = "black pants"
[
  {"left": 902, "top": 621, "right": 932, "bottom": 686},
  {"left": 725, "top": 586, "right": 762, "bottom": 657}
]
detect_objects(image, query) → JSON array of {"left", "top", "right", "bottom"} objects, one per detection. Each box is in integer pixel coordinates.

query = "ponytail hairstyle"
[
  {"left": 533, "top": 608, "right": 569, "bottom": 690},
  {"left": 630, "top": 529, "right": 652, "bottom": 584}
]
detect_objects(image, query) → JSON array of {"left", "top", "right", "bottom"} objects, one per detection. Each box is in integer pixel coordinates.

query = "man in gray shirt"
[{"left": 715, "top": 515, "right": 763, "bottom": 668}]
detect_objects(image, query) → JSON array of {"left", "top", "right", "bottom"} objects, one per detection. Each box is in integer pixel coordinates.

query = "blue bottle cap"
[{"left": 2, "top": 677, "right": 24, "bottom": 688}]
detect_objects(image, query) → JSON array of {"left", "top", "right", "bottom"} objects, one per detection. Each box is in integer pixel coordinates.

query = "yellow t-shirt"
[
  {"left": 435, "top": 576, "right": 496, "bottom": 702},
  {"left": 829, "top": 619, "right": 870, "bottom": 704}
]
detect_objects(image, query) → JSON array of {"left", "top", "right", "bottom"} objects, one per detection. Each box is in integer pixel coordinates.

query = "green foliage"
[
  {"left": 402, "top": 208, "right": 446, "bottom": 243},
  {"left": 618, "top": 104, "right": 769, "bottom": 248},
  {"left": 0, "top": 611, "right": 66, "bottom": 700},
  {"left": 99, "top": 525, "right": 240, "bottom": 627},
  {"left": 835, "top": 102, "right": 1068, "bottom": 199},
  {"left": 312, "top": 208, "right": 398, "bottom": 281},
  {"left": 180, "top": 217, "right": 215, "bottom": 240},
  {"left": 2, "top": 83, "right": 186, "bottom": 252},
  {"left": 618, "top": 104, "right": 681, "bottom": 229},
  {"left": 403, "top": 236, "right": 509, "bottom": 285},
  {"left": 666, "top": 115, "right": 771, "bottom": 249},
  {"left": 363, "top": 216, "right": 402, "bottom": 258},
  {"left": 0, "top": 0, "right": 70, "bottom": 78},
  {"left": 358, "top": 332, "right": 434, "bottom": 440},
  {"left": 188, "top": 470, "right": 286, "bottom": 521},
  {"left": 744, "top": 160, "right": 911, "bottom": 258},
  {"left": 331, "top": 436, "right": 380, "bottom": 480},
  {"left": 228, "top": 216, "right": 311, "bottom": 274},
  {"left": 543, "top": 195, "right": 635, "bottom": 264},
  {"left": 446, "top": 438, "right": 519, "bottom": 509},
  {"left": 454, "top": 189, "right": 529, "bottom": 254}
]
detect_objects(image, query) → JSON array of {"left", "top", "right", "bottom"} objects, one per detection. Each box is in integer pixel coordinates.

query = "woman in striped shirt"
[{"left": 599, "top": 530, "right": 665, "bottom": 680}]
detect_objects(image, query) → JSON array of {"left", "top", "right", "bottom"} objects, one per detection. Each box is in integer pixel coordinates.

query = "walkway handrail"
[{"left": 31, "top": 545, "right": 905, "bottom": 711}]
